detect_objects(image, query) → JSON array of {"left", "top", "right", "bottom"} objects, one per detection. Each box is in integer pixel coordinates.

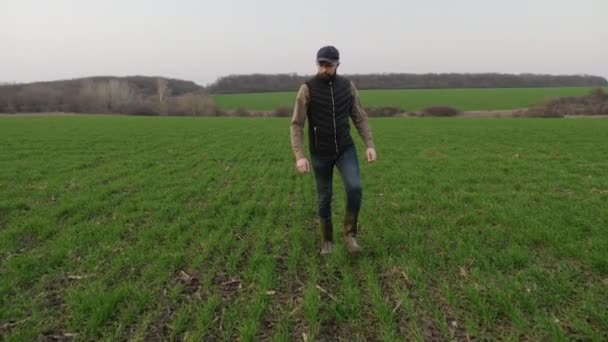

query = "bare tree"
[
  {"left": 156, "top": 78, "right": 172, "bottom": 115},
  {"left": 176, "top": 93, "right": 218, "bottom": 116},
  {"left": 78, "top": 79, "right": 102, "bottom": 112},
  {"left": 157, "top": 78, "right": 170, "bottom": 104},
  {"left": 106, "top": 79, "right": 136, "bottom": 112}
]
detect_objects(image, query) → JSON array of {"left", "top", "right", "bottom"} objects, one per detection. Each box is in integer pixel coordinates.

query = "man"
[{"left": 290, "top": 45, "right": 377, "bottom": 255}]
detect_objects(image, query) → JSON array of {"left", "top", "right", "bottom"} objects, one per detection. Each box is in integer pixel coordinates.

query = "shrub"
[
  {"left": 421, "top": 106, "right": 462, "bottom": 117},
  {"left": 231, "top": 107, "right": 252, "bottom": 117},
  {"left": 272, "top": 106, "right": 292, "bottom": 117},
  {"left": 524, "top": 89, "right": 608, "bottom": 117},
  {"left": 364, "top": 106, "right": 404, "bottom": 117}
]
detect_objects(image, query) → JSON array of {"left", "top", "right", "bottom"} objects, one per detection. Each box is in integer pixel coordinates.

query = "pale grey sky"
[{"left": 1, "top": 0, "right": 606, "bottom": 86}]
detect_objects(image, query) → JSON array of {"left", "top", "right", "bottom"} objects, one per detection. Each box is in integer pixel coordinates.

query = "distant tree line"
[
  {"left": 0, "top": 76, "right": 223, "bottom": 115},
  {"left": 3, "top": 73, "right": 607, "bottom": 116},
  {"left": 207, "top": 73, "right": 608, "bottom": 94}
]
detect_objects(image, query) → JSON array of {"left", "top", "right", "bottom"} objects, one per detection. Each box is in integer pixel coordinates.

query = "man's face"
[{"left": 317, "top": 61, "right": 339, "bottom": 80}]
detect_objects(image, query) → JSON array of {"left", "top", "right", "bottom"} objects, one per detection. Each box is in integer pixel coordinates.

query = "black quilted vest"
[{"left": 306, "top": 74, "right": 354, "bottom": 155}]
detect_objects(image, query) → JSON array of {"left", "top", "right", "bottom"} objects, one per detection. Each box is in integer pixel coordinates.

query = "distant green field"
[
  {"left": 213, "top": 87, "right": 605, "bottom": 112},
  {"left": 1, "top": 116, "right": 607, "bottom": 340}
]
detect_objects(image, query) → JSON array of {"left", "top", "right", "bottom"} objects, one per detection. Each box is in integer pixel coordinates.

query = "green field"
[
  {"left": 213, "top": 86, "right": 606, "bottom": 112},
  {"left": 1, "top": 116, "right": 607, "bottom": 340}
]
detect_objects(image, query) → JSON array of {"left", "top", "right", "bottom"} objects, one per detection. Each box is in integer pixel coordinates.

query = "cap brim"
[{"left": 317, "top": 58, "right": 339, "bottom": 64}]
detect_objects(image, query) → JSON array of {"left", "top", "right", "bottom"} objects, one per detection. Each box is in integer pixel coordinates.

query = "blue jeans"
[{"left": 311, "top": 145, "right": 362, "bottom": 220}]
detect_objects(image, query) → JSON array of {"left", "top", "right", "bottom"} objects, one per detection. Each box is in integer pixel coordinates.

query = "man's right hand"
[{"left": 296, "top": 158, "right": 310, "bottom": 173}]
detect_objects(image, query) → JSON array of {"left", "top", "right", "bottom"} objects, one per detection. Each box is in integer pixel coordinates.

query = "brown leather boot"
[
  {"left": 320, "top": 218, "right": 333, "bottom": 255},
  {"left": 343, "top": 211, "right": 362, "bottom": 254}
]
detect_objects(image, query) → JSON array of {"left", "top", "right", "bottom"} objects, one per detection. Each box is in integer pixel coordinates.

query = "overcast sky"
[{"left": 1, "top": 0, "right": 606, "bottom": 86}]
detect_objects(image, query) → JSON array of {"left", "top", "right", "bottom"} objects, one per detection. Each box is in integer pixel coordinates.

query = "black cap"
[{"left": 316, "top": 45, "right": 340, "bottom": 64}]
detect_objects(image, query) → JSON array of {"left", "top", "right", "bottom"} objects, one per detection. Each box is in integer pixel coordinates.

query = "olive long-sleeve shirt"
[{"left": 290, "top": 81, "right": 375, "bottom": 160}]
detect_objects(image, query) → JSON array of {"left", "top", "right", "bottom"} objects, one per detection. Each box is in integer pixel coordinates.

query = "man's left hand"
[{"left": 366, "top": 148, "right": 377, "bottom": 163}]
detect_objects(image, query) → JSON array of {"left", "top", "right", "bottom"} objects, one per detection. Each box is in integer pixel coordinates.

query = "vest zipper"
[
  {"left": 314, "top": 126, "right": 318, "bottom": 149},
  {"left": 329, "top": 81, "right": 338, "bottom": 155}
]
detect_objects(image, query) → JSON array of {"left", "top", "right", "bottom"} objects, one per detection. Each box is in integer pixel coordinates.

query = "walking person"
[{"left": 290, "top": 45, "right": 377, "bottom": 255}]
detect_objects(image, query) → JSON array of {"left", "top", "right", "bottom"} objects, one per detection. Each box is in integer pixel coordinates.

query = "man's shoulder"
[
  {"left": 337, "top": 74, "right": 351, "bottom": 82},
  {"left": 336, "top": 75, "right": 355, "bottom": 88},
  {"left": 304, "top": 76, "right": 317, "bottom": 85},
  {"left": 296, "top": 83, "right": 310, "bottom": 102},
  {"left": 297, "top": 83, "right": 310, "bottom": 96}
]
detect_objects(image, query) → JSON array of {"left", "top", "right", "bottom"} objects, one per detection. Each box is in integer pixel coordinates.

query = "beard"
[{"left": 318, "top": 72, "right": 334, "bottom": 81}]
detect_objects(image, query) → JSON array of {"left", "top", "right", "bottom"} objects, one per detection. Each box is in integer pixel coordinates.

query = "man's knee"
[
  {"left": 347, "top": 184, "right": 362, "bottom": 199},
  {"left": 318, "top": 190, "right": 332, "bottom": 205},
  {"left": 318, "top": 199, "right": 332, "bottom": 219}
]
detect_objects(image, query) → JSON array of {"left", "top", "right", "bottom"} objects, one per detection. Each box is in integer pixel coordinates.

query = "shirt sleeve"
[
  {"left": 290, "top": 84, "right": 310, "bottom": 160},
  {"left": 349, "top": 81, "right": 375, "bottom": 149}
]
